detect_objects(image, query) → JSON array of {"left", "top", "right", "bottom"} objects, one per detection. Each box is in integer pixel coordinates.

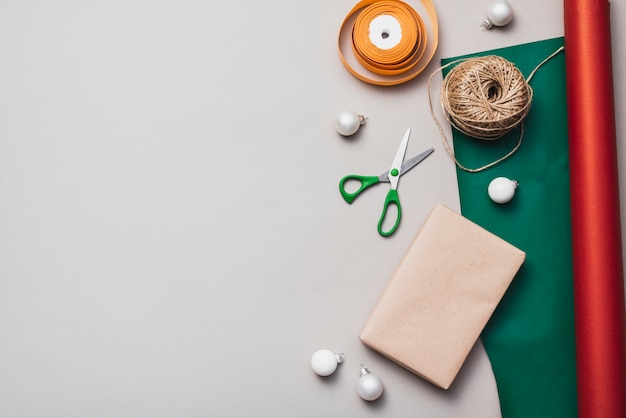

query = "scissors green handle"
[
  {"left": 339, "top": 175, "right": 381, "bottom": 204},
  {"left": 338, "top": 130, "right": 432, "bottom": 237},
  {"left": 339, "top": 174, "right": 402, "bottom": 236},
  {"left": 378, "top": 189, "right": 402, "bottom": 236}
]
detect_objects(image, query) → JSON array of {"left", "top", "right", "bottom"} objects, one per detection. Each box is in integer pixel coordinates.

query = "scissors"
[{"left": 339, "top": 129, "right": 434, "bottom": 237}]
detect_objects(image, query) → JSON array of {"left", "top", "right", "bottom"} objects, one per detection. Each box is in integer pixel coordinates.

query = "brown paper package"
[{"left": 360, "top": 204, "right": 526, "bottom": 390}]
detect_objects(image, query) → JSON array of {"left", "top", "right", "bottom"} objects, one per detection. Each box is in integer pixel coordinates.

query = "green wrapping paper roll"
[{"left": 441, "top": 37, "right": 577, "bottom": 417}]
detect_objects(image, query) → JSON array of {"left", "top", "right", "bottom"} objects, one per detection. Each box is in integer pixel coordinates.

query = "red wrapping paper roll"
[{"left": 564, "top": 0, "right": 626, "bottom": 417}]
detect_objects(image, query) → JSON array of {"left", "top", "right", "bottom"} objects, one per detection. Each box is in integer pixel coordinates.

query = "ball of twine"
[
  {"left": 440, "top": 55, "right": 533, "bottom": 140},
  {"left": 428, "top": 46, "right": 563, "bottom": 172}
]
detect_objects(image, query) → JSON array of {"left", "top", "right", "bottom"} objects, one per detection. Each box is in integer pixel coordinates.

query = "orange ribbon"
[{"left": 338, "top": 0, "right": 438, "bottom": 86}]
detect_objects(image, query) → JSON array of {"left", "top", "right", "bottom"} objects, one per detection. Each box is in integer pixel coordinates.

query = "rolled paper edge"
[{"left": 564, "top": 0, "right": 626, "bottom": 417}]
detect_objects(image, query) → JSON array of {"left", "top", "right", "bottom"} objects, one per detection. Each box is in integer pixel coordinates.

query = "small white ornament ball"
[
  {"left": 488, "top": 177, "right": 518, "bottom": 204},
  {"left": 335, "top": 112, "right": 366, "bottom": 136},
  {"left": 311, "top": 349, "right": 344, "bottom": 376},
  {"left": 357, "top": 365, "right": 384, "bottom": 401},
  {"left": 481, "top": 0, "right": 514, "bottom": 30}
]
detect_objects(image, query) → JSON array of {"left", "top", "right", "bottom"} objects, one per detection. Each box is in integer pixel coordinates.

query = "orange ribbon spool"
[{"left": 338, "top": 0, "right": 438, "bottom": 86}]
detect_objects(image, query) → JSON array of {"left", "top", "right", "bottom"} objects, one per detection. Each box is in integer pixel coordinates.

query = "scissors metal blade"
[
  {"left": 377, "top": 147, "right": 434, "bottom": 182},
  {"left": 387, "top": 129, "right": 411, "bottom": 189},
  {"left": 398, "top": 147, "right": 434, "bottom": 176}
]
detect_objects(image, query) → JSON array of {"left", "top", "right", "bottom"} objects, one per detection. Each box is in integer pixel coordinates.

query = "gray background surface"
[{"left": 0, "top": 1, "right": 624, "bottom": 416}]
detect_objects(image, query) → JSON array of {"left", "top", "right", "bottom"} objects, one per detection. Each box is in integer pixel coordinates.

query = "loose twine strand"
[{"left": 428, "top": 46, "right": 565, "bottom": 173}]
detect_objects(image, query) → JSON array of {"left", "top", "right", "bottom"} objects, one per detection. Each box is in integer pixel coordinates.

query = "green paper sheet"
[{"left": 442, "top": 37, "right": 577, "bottom": 417}]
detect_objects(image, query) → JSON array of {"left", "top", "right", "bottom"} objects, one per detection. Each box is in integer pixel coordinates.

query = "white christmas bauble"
[
  {"left": 335, "top": 112, "right": 365, "bottom": 136},
  {"left": 311, "top": 349, "right": 344, "bottom": 376},
  {"left": 486, "top": 0, "right": 514, "bottom": 27},
  {"left": 488, "top": 177, "right": 518, "bottom": 204},
  {"left": 357, "top": 365, "right": 384, "bottom": 401},
  {"left": 481, "top": 0, "right": 514, "bottom": 29}
]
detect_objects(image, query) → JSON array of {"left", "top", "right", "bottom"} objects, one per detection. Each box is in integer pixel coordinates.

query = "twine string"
[{"left": 428, "top": 46, "right": 564, "bottom": 173}]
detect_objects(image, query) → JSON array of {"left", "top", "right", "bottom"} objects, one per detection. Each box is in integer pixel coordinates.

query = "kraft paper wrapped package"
[{"left": 360, "top": 204, "right": 525, "bottom": 389}]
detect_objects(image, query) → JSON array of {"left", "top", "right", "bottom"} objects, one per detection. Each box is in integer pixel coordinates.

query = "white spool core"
[{"left": 368, "top": 14, "right": 403, "bottom": 50}]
